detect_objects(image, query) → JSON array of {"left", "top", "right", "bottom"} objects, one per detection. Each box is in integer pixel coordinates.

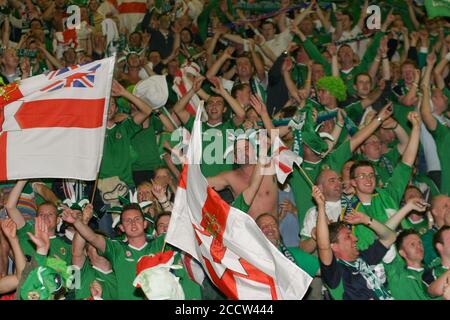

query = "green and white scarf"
[{"left": 339, "top": 258, "right": 393, "bottom": 300}]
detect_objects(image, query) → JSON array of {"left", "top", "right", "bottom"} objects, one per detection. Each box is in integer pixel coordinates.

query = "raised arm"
[
  {"left": 349, "top": 102, "right": 393, "bottom": 152},
  {"left": 356, "top": 0, "right": 369, "bottom": 31},
  {"left": 2, "top": 16, "right": 10, "bottom": 48},
  {"left": 205, "top": 47, "right": 235, "bottom": 79},
  {"left": 401, "top": 111, "right": 421, "bottom": 167},
  {"left": 61, "top": 208, "right": 106, "bottom": 253},
  {"left": 1, "top": 219, "right": 26, "bottom": 279},
  {"left": 32, "top": 182, "right": 60, "bottom": 206},
  {"left": 210, "top": 77, "right": 246, "bottom": 126},
  {"left": 316, "top": 3, "right": 332, "bottom": 32},
  {"left": 5, "top": 180, "right": 27, "bottom": 229},
  {"left": 72, "top": 204, "right": 94, "bottom": 268},
  {"left": 313, "top": 186, "right": 333, "bottom": 266},
  {"left": 248, "top": 39, "right": 267, "bottom": 82},
  {"left": 242, "top": 161, "right": 268, "bottom": 206},
  {"left": 282, "top": 57, "right": 301, "bottom": 103},
  {"left": 37, "top": 43, "right": 63, "bottom": 69},
  {"left": 384, "top": 198, "right": 427, "bottom": 230},
  {"left": 345, "top": 211, "right": 397, "bottom": 248},
  {"left": 173, "top": 76, "right": 205, "bottom": 125},
  {"left": 111, "top": 80, "right": 152, "bottom": 125},
  {"left": 406, "top": 0, "right": 420, "bottom": 30}
]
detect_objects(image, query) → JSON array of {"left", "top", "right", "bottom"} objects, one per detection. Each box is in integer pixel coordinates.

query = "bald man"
[
  {"left": 421, "top": 195, "right": 450, "bottom": 267},
  {"left": 300, "top": 169, "right": 344, "bottom": 254}
]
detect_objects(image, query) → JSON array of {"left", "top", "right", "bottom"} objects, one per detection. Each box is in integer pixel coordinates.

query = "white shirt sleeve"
[
  {"left": 300, "top": 206, "right": 318, "bottom": 238},
  {"left": 221, "top": 77, "right": 234, "bottom": 93}
]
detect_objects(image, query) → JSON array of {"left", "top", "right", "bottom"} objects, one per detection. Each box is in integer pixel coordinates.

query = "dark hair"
[
  {"left": 129, "top": 31, "right": 142, "bottom": 40},
  {"left": 120, "top": 203, "right": 144, "bottom": 223},
  {"left": 155, "top": 211, "right": 171, "bottom": 227},
  {"left": 328, "top": 222, "right": 348, "bottom": 244},
  {"left": 30, "top": 18, "right": 43, "bottom": 28},
  {"left": 354, "top": 72, "right": 372, "bottom": 85},
  {"left": 396, "top": 229, "right": 420, "bottom": 250},
  {"left": 231, "top": 83, "right": 250, "bottom": 98},
  {"left": 433, "top": 225, "right": 450, "bottom": 252},
  {"left": 349, "top": 160, "right": 374, "bottom": 179},
  {"left": 255, "top": 213, "right": 278, "bottom": 227},
  {"left": 261, "top": 20, "right": 276, "bottom": 29}
]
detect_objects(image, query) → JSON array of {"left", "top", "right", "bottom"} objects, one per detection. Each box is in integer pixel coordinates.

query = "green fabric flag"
[{"left": 425, "top": 0, "right": 450, "bottom": 18}]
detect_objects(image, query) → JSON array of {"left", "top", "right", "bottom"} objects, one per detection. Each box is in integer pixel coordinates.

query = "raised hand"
[
  {"left": 311, "top": 186, "right": 325, "bottom": 208},
  {"left": 27, "top": 216, "right": 50, "bottom": 255},
  {"left": 111, "top": 80, "right": 127, "bottom": 97},
  {"left": 327, "top": 43, "right": 337, "bottom": 57},
  {"left": 209, "top": 76, "right": 225, "bottom": 95},
  {"left": 222, "top": 46, "right": 235, "bottom": 59},
  {"left": 249, "top": 94, "right": 268, "bottom": 115},
  {"left": 90, "top": 280, "right": 103, "bottom": 299},
  {"left": 378, "top": 102, "right": 394, "bottom": 122},
  {"left": 407, "top": 111, "right": 421, "bottom": 128},
  {"left": 192, "top": 76, "right": 205, "bottom": 92},
  {"left": 426, "top": 52, "right": 436, "bottom": 66},
  {"left": 405, "top": 197, "right": 428, "bottom": 213},
  {"left": 279, "top": 198, "right": 297, "bottom": 215},
  {"left": 61, "top": 205, "right": 80, "bottom": 224},
  {"left": 151, "top": 181, "right": 168, "bottom": 202},
  {"left": 82, "top": 204, "right": 94, "bottom": 225},
  {"left": 0, "top": 219, "right": 17, "bottom": 240},
  {"left": 344, "top": 210, "right": 370, "bottom": 225}
]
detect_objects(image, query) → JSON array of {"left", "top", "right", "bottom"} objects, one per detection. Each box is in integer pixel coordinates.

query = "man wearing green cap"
[
  {"left": 5, "top": 180, "right": 72, "bottom": 266},
  {"left": 62, "top": 203, "right": 155, "bottom": 300},
  {"left": 290, "top": 97, "right": 396, "bottom": 230}
]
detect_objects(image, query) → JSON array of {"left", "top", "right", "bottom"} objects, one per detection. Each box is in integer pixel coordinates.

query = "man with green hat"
[
  {"left": 290, "top": 102, "right": 396, "bottom": 230},
  {"left": 5, "top": 180, "right": 72, "bottom": 265}
]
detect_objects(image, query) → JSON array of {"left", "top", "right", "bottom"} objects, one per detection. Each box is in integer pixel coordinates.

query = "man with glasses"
[
  {"left": 61, "top": 203, "right": 154, "bottom": 300},
  {"left": 351, "top": 112, "right": 422, "bottom": 250}
]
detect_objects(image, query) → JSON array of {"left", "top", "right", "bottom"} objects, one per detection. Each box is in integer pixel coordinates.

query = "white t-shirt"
[
  {"left": 301, "top": 200, "right": 343, "bottom": 238},
  {"left": 256, "top": 28, "right": 293, "bottom": 67}
]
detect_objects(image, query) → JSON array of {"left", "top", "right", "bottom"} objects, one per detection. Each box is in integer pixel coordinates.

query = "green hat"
[
  {"left": 316, "top": 76, "right": 347, "bottom": 102},
  {"left": 20, "top": 267, "right": 63, "bottom": 300},
  {"left": 302, "top": 131, "right": 328, "bottom": 155}
]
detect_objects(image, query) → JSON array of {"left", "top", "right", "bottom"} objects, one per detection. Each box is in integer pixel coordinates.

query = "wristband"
[
  {"left": 376, "top": 116, "right": 383, "bottom": 123},
  {"left": 367, "top": 217, "right": 373, "bottom": 226}
]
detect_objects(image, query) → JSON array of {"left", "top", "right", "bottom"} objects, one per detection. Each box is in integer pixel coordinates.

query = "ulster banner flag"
[
  {"left": 0, "top": 57, "right": 115, "bottom": 181},
  {"left": 165, "top": 104, "right": 313, "bottom": 300}
]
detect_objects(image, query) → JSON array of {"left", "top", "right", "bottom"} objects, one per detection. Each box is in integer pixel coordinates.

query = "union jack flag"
[{"left": 42, "top": 64, "right": 101, "bottom": 92}]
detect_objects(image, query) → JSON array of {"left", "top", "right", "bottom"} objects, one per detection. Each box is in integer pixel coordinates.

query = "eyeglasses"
[{"left": 354, "top": 173, "right": 375, "bottom": 180}]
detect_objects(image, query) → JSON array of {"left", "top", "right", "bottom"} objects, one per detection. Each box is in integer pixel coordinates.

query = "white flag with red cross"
[
  {"left": 271, "top": 136, "right": 303, "bottom": 184},
  {"left": 165, "top": 104, "right": 313, "bottom": 300},
  {"left": 0, "top": 57, "right": 115, "bottom": 181}
]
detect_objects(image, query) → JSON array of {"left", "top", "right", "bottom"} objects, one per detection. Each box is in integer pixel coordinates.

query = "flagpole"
[
  {"left": 161, "top": 106, "right": 179, "bottom": 129},
  {"left": 161, "top": 241, "right": 166, "bottom": 253},
  {"left": 91, "top": 176, "right": 99, "bottom": 204},
  {"left": 298, "top": 165, "right": 315, "bottom": 188}
]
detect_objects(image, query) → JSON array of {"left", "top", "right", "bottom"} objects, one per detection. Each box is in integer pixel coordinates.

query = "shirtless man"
[{"left": 207, "top": 137, "right": 278, "bottom": 220}]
